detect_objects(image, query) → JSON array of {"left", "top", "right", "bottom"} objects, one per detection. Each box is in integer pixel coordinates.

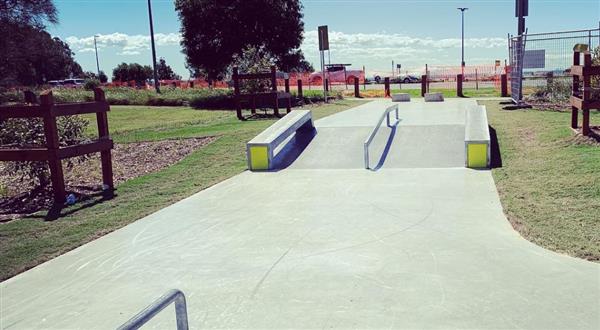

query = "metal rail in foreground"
[
  {"left": 117, "top": 289, "right": 189, "bottom": 330},
  {"left": 364, "top": 104, "right": 399, "bottom": 169}
]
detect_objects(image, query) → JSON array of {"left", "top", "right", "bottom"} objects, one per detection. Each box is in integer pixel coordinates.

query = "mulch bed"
[{"left": 0, "top": 136, "right": 216, "bottom": 222}]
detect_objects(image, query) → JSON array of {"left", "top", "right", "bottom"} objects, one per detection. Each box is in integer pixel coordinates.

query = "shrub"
[
  {"left": 0, "top": 114, "right": 89, "bottom": 190},
  {"left": 84, "top": 79, "right": 100, "bottom": 91}
]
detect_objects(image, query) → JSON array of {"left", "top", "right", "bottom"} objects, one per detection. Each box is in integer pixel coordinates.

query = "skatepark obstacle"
[
  {"left": 364, "top": 104, "right": 399, "bottom": 169},
  {"left": 247, "top": 110, "right": 315, "bottom": 171},
  {"left": 233, "top": 65, "right": 292, "bottom": 121},
  {"left": 118, "top": 289, "right": 188, "bottom": 330},
  {"left": 425, "top": 93, "right": 444, "bottom": 102},
  {"left": 570, "top": 47, "right": 600, "bottom": 136},
  {"left": 465, "top": 105, "right": 491, "bottom": 168}
]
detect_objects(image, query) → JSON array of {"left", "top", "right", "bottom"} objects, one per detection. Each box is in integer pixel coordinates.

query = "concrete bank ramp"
[{"left": 290, "top": 99, "right": 475, "bottom": 169}]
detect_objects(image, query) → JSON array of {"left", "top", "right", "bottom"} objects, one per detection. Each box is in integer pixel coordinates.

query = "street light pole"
[
  {"left": 457, "top": 7, "right": 468, "bottom": 75},
  {"left": 147, "top": 0, "right": 160, "bottom": 93},
  {"left": 93, "top": 35, "right": 100, "bottom": 77}
]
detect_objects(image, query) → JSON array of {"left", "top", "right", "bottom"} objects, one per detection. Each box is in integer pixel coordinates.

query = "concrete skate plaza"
[{"left": 1, "top": 100, "right": 599, "bottom": 329}]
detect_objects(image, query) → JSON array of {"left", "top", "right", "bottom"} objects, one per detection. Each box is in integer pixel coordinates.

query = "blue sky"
[{"left": 50, "top": 0, "right": 600, "bottom": 79}]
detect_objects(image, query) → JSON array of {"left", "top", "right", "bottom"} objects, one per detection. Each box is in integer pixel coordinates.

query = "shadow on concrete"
[
  {"left": 489, "top": 126, "right": 503, "bottom": 169},
  {"left": 271, "top": 128, "right": 317, "bottom": 170},
  {"left": 372, "top": 126, "right": 398, "bottom": 171}
]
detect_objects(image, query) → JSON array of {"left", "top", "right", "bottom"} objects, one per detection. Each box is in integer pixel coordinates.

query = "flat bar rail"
[
  {"left": 364, "top": 104, "right": 399, "bottom": 169},
  {"left": 117, "top": 289, "right": 189, "bottom": 330}
]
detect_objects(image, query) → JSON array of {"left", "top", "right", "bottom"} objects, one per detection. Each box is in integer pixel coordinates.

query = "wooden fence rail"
[{"left": 0, "top": 88, "right": 114, "bottom": 204}]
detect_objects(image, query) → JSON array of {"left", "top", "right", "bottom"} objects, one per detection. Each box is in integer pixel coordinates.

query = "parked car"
[
  {"left": 62, "top": 78, "right": 85, "bottom": 87},
  {"left": 309, "top": 65, "right": 363, "bottom": 85},
  {"left": 48, "top": 80, "right": 63, "bottom": 87},
  {"left": 400, "top": 75, "right": 420, "bottom": 83}
]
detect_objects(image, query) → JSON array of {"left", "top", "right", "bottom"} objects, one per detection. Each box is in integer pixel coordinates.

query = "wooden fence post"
[
  {"left": 384, "top": 77, "right": 391, "bottom": 98},
  {"left": 421, "top": 75, "right": 427, "bottom": 97},
  {"left": 572, "top": 51, "right": 580, "bottom": 129},
  {"left": 501, "top": 74, "right": 508, "bottom": 97},
  {"left": 457, "top": 74, "right": 464, "bottom": 97},
  {"left": 582, "top": 53, "right": 592, "bottom": 136},
  {"left": 354, "top": 77, "right": 360, "bottom": 98},
  {"left": 297, "top": 79, "right": 303, "bottom": 100},
  {"left": 94, "top": 88, "right": 114, "bottom": 191},
  {"left": 40, "top": 91, "right": 66, "bottom": 204}
]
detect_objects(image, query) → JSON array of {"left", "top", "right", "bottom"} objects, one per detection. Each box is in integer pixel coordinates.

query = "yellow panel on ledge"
[
  {"left": 467, "top": 144, "right": 488, "bottom": 168},
  {"left": 249, "top": 146, "right": 269, "bottom": 171}
]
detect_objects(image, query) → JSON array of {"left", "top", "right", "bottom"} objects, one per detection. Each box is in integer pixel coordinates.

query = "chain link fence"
[{"left": 509, "top": 27, "right": 600, "bottom": 103}]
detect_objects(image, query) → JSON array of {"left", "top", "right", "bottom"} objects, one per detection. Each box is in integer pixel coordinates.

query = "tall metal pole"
[
  {"left": 94, "top": 35, "right": 101, "bottom": 77},
  {"left": 147, "top": 0, "right": 160, "bottom": 93},
  {"left": 458, "top": 8, "right": 468, "bottom": 75}
]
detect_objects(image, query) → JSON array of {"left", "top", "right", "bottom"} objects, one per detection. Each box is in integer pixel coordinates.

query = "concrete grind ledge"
[
  {"left": 392, "top": 93, "right": 411, "bottom": 102},
  {"left": 424, "top": 92, "right": 444, "bottom": 102}
]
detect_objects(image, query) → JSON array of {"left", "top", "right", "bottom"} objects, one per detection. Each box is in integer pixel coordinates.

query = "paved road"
[{"left": 1, "top": 100, "right": 599, "bottom": 329}]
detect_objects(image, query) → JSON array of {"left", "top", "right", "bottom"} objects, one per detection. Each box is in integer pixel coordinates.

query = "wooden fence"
[{"left": 0, "top": 88, "right": 114, "bottom": 204}]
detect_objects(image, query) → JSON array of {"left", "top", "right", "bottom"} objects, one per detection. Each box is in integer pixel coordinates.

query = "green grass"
[
  {"left": 484, "top": 101, "right": 600, "bottom": 261},
  {"left": 0, "top": 100, "right": 365, "bottom": 281}
]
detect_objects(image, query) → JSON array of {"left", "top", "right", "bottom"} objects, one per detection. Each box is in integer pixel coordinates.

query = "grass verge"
[
  {"left": 483, "top": 101, "right": 600, "bottom": 261},
  {"left": 0, "top": 100, "right": 365, "bottom": 281}
]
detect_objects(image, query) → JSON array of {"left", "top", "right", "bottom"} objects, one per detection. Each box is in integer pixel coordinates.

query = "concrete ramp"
[{"left": 290, "top": 99, "right": 476, "bottom": 170}]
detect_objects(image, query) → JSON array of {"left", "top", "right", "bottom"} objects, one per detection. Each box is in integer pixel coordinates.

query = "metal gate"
[{"left": 509, "top": 27, "right": 600, "bottom": 103}]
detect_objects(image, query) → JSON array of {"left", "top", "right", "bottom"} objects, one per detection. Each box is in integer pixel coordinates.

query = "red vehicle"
[{"left": 310, "top": 65, "right": 363, "bottom": 85}]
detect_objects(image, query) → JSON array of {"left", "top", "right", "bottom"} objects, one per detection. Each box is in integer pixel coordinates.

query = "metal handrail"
[
  {"left": 117, "top": 289, "right": 189, "bottom": 330},
  {"left": 364, "top": 104, "right": 399, "bottom": 169}
]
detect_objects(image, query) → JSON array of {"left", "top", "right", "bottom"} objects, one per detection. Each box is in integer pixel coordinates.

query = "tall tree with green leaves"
[
  {"left": 156, "top": 58, "right": 181, "bottom": 80},
  {"left": 112, "top": 63, "right": 153, "bottom": 85},
  {"left": 175, "top": 0, "right": 312, "bottom": 81},
  {"left": 0, "top": 0, "right": 83, "bottom": 86}
]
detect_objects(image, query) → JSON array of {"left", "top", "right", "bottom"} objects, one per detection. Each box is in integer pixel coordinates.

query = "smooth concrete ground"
[{"left": 1, "top": 100, "right": 599, "bottom": 329}]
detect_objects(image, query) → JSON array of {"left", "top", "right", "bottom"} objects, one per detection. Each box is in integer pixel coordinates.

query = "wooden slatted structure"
[
  {"left": 0, "top": 88, "right": 114, "bottom": 204},
  {"left": 570, "top": 49, "right": 600, "bottom": 136},
  {"left": 232, "top": 65, "right": 292, "bottom": 121}
]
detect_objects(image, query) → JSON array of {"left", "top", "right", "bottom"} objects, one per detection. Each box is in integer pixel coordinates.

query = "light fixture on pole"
[
  {"left": 147, "top": 0, "right": 160, "bottom": 93},
  {"left": 457, "top": 7, "right": 468, "bottom": 74},
  {"left": 93, "top": 35, "right": 101, "bottom": 77}
]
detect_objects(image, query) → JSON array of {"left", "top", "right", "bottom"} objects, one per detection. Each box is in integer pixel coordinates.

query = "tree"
[
  {"left": 0, "top": 0, "right": 58, "bottom": 28},
  {"left": 0, "top": 1, "right": 83, "bottom": 86},
  {"left": 156, "top": 57, "right": 181, "bottom": 80},
  {"left": 98, "top": 70, "right": 108, "bottom": 83},
  {"left": 111, "top": 63, "right": 153, "bottom": 85},
  {"left": 175, "top": 0, "right": 311, "bottom": 81}
]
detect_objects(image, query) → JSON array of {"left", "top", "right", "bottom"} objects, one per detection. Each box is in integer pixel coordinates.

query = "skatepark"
[{"left": 1, "top": 99, "right": 599, "bottom": 329}]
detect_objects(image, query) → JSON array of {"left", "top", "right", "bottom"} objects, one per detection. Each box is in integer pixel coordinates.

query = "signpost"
[{"left": 318, "top": 26, "right": 329, "bottom": 102}]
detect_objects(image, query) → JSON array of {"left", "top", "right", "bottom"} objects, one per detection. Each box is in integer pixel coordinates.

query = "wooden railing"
[
  {"left": 0, "top": 88, "right": 114, "bottom": 204},
  {"left": 570, "top": 48, "right": 600, "bottom": 136}
]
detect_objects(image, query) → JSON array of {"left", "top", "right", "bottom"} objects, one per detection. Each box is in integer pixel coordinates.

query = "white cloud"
[
  {"left": 64, "top": 30, "right": 507, "bottom": 76},
  {"left": 66, "top": 32, "right": 181, "bottom": 54},
  {"left": 301, "top": 30, "right": 507, "bottom": 73}
]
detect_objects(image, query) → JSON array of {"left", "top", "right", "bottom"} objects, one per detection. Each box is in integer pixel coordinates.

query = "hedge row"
[{"left": 0, "top": 87, "right": 342, "bottom": 109}]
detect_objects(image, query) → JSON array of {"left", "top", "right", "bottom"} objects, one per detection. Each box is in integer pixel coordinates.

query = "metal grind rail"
[
  {"left": 117, "top": 289, "right": 189, "bottom": 330},
  {"left": 364, "top": 104, "right": 399, "bottom": 170}
]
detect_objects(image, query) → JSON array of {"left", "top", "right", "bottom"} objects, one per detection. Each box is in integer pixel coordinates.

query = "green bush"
[
  {"left": 0, "top": 114, "right": 89, "bottom": 190},
  {"left": 84, "top": 79, "right": 100, "bottom": 91}
]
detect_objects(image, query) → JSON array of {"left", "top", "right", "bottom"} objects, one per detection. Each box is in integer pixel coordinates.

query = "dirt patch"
[
  {"left": 568, "top": 126, "right": 600, "bottom": 146},
  {"left": 0, "top": 136, "right": 216, "bottom": 222}
]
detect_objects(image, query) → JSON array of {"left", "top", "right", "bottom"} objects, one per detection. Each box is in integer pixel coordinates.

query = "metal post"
[
  {"left": 94, "top": 35, "right": 101, "bottom": 77},
  {"left": 147, "top": 0, "right": 160, "bottom": 94},
  {"left": 458, "top": 8, "right": 468, "bottom": 75}
]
